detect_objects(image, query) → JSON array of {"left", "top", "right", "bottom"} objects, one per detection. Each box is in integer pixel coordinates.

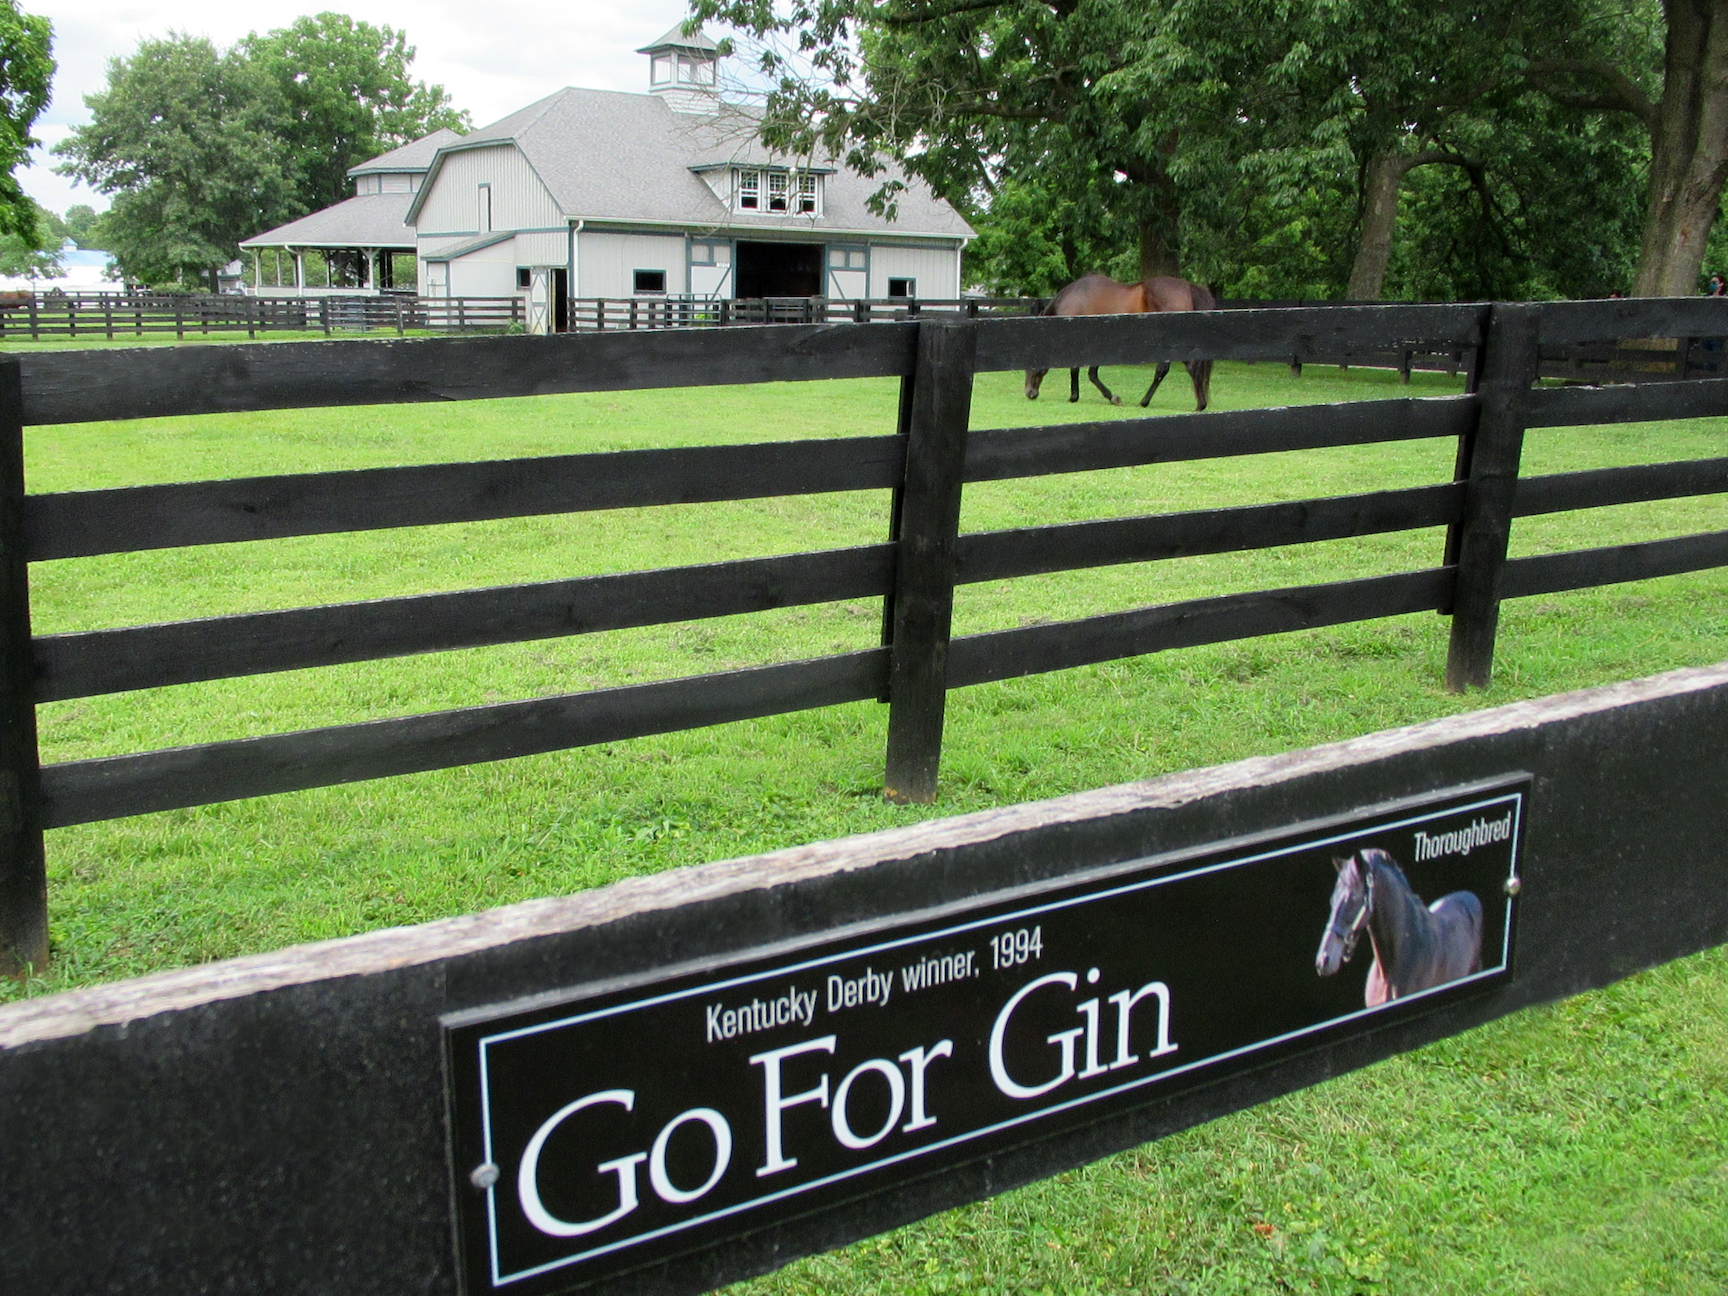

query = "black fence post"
[
  {"left": 1445, "top": 302, "right": 1541, "bottom": 692},
  {"left": 877, "top": 368, "right": 919, "bottom": 693},
  {"left": 882, "top": 321, "right": 976, "bottom": 804},
  {"left": 0, "top": 358, "right": 46, "bottom": 975}
]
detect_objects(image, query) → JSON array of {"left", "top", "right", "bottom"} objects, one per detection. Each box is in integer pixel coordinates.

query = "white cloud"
[{"left": 19, "top": 0, "right": 700, "bottom": 214}]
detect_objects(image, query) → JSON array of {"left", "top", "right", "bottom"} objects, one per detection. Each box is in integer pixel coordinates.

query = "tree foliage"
[
  {"left": 0, "top": 0, "right": 53, "bottom": 246},
  {"left": 240, "top": 13, "right": 468, "bottom": 215},
  {"left": 0, "top": 196, "right": 60, "bottom": 276},
  {"left": 692, "top": 0, "right": 1673, "bottom": 300},
  {"left": 60, "top": 203, "right": 98, "bottom": 247},
  {"left": 54, "top": 13, "right": 468, "bottom": 289},
  {"left": 53, "top": 34, "right": 293, "bottom": 289}
]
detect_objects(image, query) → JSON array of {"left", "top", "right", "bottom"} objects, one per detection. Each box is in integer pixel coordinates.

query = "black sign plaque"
[{"left": 444, "top": 777, "right": 1527, "bottom": 1294}]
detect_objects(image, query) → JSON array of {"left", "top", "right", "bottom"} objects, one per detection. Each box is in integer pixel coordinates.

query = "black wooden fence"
[
  {"left": 2, "top": 297, "right": 1727, "bottom": 974},
  {"left": 0, "top": 291, "right": 525, "bottom": 339}
]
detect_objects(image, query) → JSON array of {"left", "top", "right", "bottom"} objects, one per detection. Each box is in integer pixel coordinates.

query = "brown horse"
[{"left": 1023, "top": 274, "right": 1215, "bottom": 411}]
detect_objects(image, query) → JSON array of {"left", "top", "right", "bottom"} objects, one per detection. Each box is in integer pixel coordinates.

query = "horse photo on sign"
[{"left": 1316, "top": 847, "right": 1487, "bottom": 1005}]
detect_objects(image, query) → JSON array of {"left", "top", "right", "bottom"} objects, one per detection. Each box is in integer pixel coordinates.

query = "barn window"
[
  {"left": 677, "top": 55, "right": 714, "bottom": 85},
  {"left": 652, "top": 55, "right": 672, "bottom": 84},
  {"left": 828, "top": 246, "right": 866, "bottom": 270},
  {"left": 888, "top": 278, "right": 916, "bottom": 298},
  {"left": 690, "top": 242, "right": 718, "bottom": 266},
  {"left": 735, "top": 169, "right": 821, "bottom": 215},
  {"left": 516, "top": 267, "right": 531, "bottom": 290},
  {"left": 634, "top": 269, "right": 667, "bottom": 294}
]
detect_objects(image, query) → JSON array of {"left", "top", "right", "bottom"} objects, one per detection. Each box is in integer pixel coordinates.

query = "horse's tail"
[
  {"left": 1189, "top": 282, "right": 1216, "bottom": 410},
  {"left": 1189, "top": 357, "right": 1214, "bottom": 411}
]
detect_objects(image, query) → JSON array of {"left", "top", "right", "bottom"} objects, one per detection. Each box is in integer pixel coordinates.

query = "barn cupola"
[{"left": 640, "top": 24, "right": 721, "bottom": 114}]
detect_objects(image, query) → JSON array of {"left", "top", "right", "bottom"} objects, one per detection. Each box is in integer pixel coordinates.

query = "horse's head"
[
  {"left": 1024, "top": 368, "right": 1048, "bottom": 399},
  {"left": 1316, "top": 853, "right": 1373, "bottom": 977}
]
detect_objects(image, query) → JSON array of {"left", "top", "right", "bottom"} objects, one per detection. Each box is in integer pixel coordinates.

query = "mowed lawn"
[{"left": 11, "top": 343, "right": 1728, "bottom": 1293}]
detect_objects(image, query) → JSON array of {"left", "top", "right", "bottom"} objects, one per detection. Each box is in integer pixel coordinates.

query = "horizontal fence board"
[
  {"left": 33, "top": 546, "right": 897, "bottom": 701},
  {"left": 39, "top": 650, "right": 888, "bottom": 827},
  {"left": 1524, "top": 377, "right": 1728, "bottom": 426},
  {"left": 948, "top": 568, "right": 1453, "bottom": 688},
  {"left": 18, "top": 323, "right": 920, "bottom": 426},
  {"left": 971, "top": 303, "right": 1487, "bottom": 372},
  {"left": 964, "top": 394, "right": 1475, "bottom": 481},
  {"left": 1514, "top": 458, "right": 1728, "bottom": 516},
  {"left": 1500, "top": 531, "right": 1728, "bottom": 599},
  {"left": 26, "top": 436, "right": 905, "bottom": 560},
  {"left": 957, "top": 484, "right": 1464, "bottom": 584},
  {"left": 1537, "top": 297, "right": 1728, "bottom": 345}
]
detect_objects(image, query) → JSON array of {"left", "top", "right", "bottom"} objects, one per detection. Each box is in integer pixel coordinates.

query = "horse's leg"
[
  {"left": 1087, "top": 366, "right": 1120, "bottom": 405},
  {"left": 1139, "top": 362, "right": 1170, "bottom": 407},
  {"left": 1069, "top": 367, "right": 1080, "bottom": 402},
  {"left": 1364, "top": 957, "right": 1392, "bottom": 1006}
]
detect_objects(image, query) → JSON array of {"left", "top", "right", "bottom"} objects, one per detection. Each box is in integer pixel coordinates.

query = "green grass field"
[{"left": 8, "top": 346, "right": 1728, "bottom": 1293}]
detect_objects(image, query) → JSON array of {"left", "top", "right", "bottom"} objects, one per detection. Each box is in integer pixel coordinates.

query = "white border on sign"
[{"left": 478, "top": 789, "right": 1524, "bottom": 1288}]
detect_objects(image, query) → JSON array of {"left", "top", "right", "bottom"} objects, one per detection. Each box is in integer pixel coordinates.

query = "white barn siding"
[
  {"left": 417, "top": 145, "right": 561, "bottom": 235},
  {"left": 577, "top": 231, "right": 687, "bottom": 296},
  {"left": 514, "top": 232, "right": 569, "bottom": 267},
  {"left": 869, "top": 245, "right": 960, "bottom": 299},
  {"left": 445, "top": 238, "right": 519, "bottom": 298}
]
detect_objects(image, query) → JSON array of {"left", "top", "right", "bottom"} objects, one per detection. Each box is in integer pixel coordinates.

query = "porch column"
[{"left": 293, "top": 249, "right": 305, "bottom": 292}]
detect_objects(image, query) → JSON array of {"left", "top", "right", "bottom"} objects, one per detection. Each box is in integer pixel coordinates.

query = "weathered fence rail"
[{"left": 2, "top": 297, "right": 1727, "bottom": 978}]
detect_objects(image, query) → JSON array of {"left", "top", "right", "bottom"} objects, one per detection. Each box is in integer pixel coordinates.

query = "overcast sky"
[{"left": 23, "top": 0, "right": 701, "bottom": 215}]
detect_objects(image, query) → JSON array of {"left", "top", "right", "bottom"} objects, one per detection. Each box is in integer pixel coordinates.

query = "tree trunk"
[
  {"left": 1137, "top": 219, "right": 1180, "bottom": 280},
  {"left": 1346, "top": 152, "right": 1412, "bottom": 301},
  {"left": 1345, "top": 149, "right": 1459, "bottom": 301},
  {"left": 1133, "top": 158, "right": 1183, "bottom": 280},
  {"left": 1633, "top": 0, "right": 1728, "bottom": 296}
]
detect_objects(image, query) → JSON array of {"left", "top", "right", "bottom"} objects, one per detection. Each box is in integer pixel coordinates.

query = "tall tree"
[
  {"left": 61, "top": 202, "right": 98, "bottom": 247},
  {"left": 0, "top": 0, "right": 53, "bottom": 247},
  {"left": 1528, "top": 0, "right": 1725, "bottom": 296},
  {"left": 55, "top": 17, "right": 469, "bottom": 290},
  {"left": 240, "top": 13, "right": 469, "bottom": 215},
  {"left": 54, "top": 34, "right": 294, "bottom": 289}
]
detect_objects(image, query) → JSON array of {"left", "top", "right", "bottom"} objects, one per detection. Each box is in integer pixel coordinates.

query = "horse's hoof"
[
  {"left": 1068, "top": 395, "right": 1079, "bottom": 403},
  {"left": 1110, "top": 396, "right": 1122, "bottom": 406}
]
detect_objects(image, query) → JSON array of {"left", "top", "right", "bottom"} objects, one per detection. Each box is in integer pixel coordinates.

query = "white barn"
[{"left": 244, "top": 25, "right": 971, "bottom": 326}]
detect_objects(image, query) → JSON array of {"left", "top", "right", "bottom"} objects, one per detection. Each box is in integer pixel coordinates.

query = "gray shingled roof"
[
  {"left": 422, "top": 232, "right": 515, "bottom": 261},
  {"left": 410, "top": 88, "right": 973, "bottom": 240},
  {"left": 347, "top": 128, "right": 464, "bottom": 178},
  {"left": 240, "top": 193, "right": 417, "bottom": 250},
  {"left": 637, "top": 23, "right": 720, "bottom": 53}
]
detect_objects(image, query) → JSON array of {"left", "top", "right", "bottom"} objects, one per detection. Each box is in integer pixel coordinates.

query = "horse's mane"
[{"left": 1360, "top": 847, "right": 1412, "bottom": 895}]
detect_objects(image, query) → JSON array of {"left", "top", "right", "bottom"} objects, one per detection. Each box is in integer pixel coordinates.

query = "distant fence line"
[
  {"left": 0, "top": 291, "right": 524, "bottom": 340},
  {"left": 6, "top": 289, "right": 1721, "bottom": 385}
]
